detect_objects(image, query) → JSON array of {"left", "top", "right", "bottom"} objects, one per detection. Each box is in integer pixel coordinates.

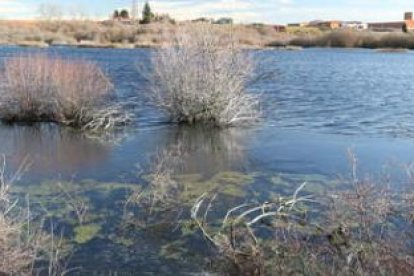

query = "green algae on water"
[{"left": 74, "top": 224, "right": 102, "bottom": 244}]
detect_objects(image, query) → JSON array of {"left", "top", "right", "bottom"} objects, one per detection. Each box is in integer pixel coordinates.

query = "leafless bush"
[
  {"left": 58, "top": 182, "right": 89, "bottom": 225},
  {"left": 192, "top": 183, "right": 313, "bottom": 275},
  {"left": 147, "top": 24, "right": 260, "bottom": 126},
  {"left": 0, "top": 54, "right": 131, "bottom": 131},
  {"left": 125, "top": 144, "right": 183, "bottom": 214}
]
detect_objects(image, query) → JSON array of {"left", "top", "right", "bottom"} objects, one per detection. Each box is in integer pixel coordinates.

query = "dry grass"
[
  {"left": 0, "top": 20, "right": 292, "bottom": 48},
  {"left": 6, "top": 20, "right": 414, "bottom": 50},
  {"left": 147, "top": 24, "right": 260, "bottom": 126},
  {"left": 289, "top": 30, "right": 414, "bottom": 49},
  {"left": 0, "top": 54, "right": 131, "bottom": 131},
  {"left": 0, "top": 156, "right": 69, "bottom": 275}
]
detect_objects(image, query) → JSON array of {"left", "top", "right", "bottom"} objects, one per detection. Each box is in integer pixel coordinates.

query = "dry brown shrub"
[{"left": 0, "top": 54, "right": 130, "bottom": 131}]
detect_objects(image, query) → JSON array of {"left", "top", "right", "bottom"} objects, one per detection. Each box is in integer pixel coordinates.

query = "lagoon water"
[{"left": 1, "top": 47, "right": 414, "bottom": 273}]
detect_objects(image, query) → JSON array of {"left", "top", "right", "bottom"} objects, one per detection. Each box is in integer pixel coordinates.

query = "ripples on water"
[
  {"left": 2, "top": 47, "right": 414, "bottom": 138},
  {"left": 258, "top": 48, "right": 414, "bottom": 137},
  {"left": 1, "top": 46, "right": 414, "bottom": 185},
  {"left": 1, "top": 46, "right": 414, "bottom": 272}
]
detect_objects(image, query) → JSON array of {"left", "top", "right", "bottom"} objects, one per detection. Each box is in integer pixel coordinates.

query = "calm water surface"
[{"left": 1, "top": 46, "right": 414, "bottom": 273}]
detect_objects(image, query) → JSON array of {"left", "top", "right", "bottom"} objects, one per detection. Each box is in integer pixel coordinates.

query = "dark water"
[{"left": 1, "top": 46, "right": 414, "bottom": 273}]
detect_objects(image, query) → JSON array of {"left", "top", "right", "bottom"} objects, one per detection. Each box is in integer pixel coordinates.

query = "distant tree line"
[
  {"left": 113, "top": 9, "right": 130, "bottom": 20},
  {"left": 111, "top": 2, "right": 174, "bottom": 24},
  {"left": 38, "top": 1, "right": 231, "bottom": 25}
]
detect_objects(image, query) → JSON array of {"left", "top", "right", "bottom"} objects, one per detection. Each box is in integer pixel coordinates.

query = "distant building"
[
  {"left": 287, "top": 22, "right": 308, "bottom": 27},
  {"left": 308, "top": 20, "right": 341, "bottom": 29},
  {"left": 368, "top": 12, "right": 414, "bottom": 32},
  {"left": 341, "top": 21, "right": 368, "bottom": 31},
  {"left": 288, "top": 20, "right": 341, "bottom": 30},
  {"left": 405, "top": 20, "right": 414, "bottom": 31}
]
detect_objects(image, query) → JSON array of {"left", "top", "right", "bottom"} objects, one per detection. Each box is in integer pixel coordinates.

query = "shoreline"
[
  {"left": 2, "top": 41, "right": 412, "bottom": 52},
  {"left": 1, "top": 20, "right": 414, "bottom": 51}
]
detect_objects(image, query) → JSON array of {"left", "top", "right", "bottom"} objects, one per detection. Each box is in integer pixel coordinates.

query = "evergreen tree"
[
  {"left": 120, "top": 9, "right": 130, "bottom": 19},
  {"left": 113, "top": 10, "right": 119, "bottom": 19},
  {"left": 141, "top": 2, "right": 154, "bottom": 24}
]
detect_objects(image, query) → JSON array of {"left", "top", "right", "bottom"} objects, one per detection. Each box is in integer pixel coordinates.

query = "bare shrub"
[
  {"left": 125, "top": 143, "right": 183, "bottom": 215},
  {"left": 58, "top": 182, "right": 89, "bottom": 225},
  {"left": 147, "top": 24, "right": 260, "bottom": 126},
  {"left": 0, "top": 54, "right": 130, "bottom": 131},
  {"left": 192, "top": 183, "right": 313, "bottom": 275}
]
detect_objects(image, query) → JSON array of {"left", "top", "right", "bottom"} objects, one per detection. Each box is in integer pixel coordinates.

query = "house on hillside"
[
  {"left": 368, "top": 12, "right": 414, "bottom": 32},
  {"left": 287, "top": 22, "right": 308, "bottom": 27}
]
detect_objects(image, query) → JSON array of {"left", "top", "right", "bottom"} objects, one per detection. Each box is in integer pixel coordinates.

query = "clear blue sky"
[{"left": 1, "top": 0, "right": 414, "bottom": 24}]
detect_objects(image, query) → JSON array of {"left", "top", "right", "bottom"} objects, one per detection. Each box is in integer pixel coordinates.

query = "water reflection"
[
  {"left": 124, "top": 125, "right": 252, "bottom": 229},
  {"left": 157, "top": 125, "right": 249, "bottom": 177},
  {"left": 0, "top": 124, "right": 111, "bottom": 177},
  {"left": 0, "top": 121, "right": 252, "bottom": 183}
]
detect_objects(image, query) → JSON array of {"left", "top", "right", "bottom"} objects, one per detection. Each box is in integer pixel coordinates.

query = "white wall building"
[{"left": 341, "top": 21, "right": 368, "bottom": 30}]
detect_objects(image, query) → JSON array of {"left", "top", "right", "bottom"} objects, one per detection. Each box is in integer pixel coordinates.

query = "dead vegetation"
[
  {"left": 0, "top": 20, "right": 291, "bottom": 48},
  {"left": 147, "top": 24, "right": 261, "bottom": 126},
  {"left": 192, "top": 182, "right": 313, "bottom": 275},
  {"left": 288, "top": 30, "right": 414, "bottom": 49},
  {"left": 0, "top": 54, "right": 131, "bottom": 131},
  {"left": 125, "top": 143, "right": 183, "bottom": 214},
  {"left": 3, "top": 20, "right": 414, "bottom": 50},
  {"left": 0, "top": 156, "right": 69, "bottom": 275},
  {"left": 191, "top": 152, "right": 414, "bottom": 275}
]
